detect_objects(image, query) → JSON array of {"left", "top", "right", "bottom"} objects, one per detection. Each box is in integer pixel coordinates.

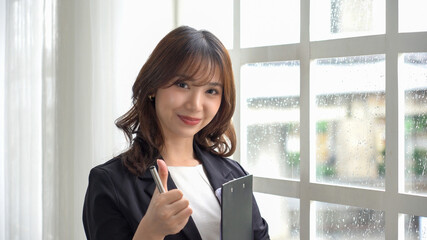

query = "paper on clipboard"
[{"left": 221, "top": 174, "right": 253, "bottom": 240}]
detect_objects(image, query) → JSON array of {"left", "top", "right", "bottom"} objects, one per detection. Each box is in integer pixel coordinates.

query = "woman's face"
[{"left": 154, "top": 66, "right": 223, "bottom": 142}]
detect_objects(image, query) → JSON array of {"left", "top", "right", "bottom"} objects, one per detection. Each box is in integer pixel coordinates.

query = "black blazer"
[{"left": 83, "top": 143, "right": 270, "bottom": 240}]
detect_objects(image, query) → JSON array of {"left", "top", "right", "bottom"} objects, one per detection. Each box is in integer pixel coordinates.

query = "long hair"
[{"left": 115, "top": 26, "right": 236, "bottom": 175}]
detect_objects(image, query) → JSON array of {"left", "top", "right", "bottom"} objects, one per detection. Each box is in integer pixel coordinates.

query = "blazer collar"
[{"left": 193, "top": 143, "right": 234, "bottom": 191}]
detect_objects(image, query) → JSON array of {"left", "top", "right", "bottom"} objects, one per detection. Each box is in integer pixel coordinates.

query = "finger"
[
  {"left": 167, "top": 195, "right": 190, "bottom": 215},
  {"left": 154, "top": 189, "right": 182, "bottom": 208},
  {"left": 168, "top": 207, "right": 193, "bottom": 235},
  {"left": 172, "top": 205, "right": 193, "bottom": 222},
  {"left": 164, "top": 189, "right": 184, "bottom": 202},
  {"left": 152, "top": 185, "right": 160, "bottom": 197},
  {"left": 157, "top": 159, "right": 169, "bottom": 192}
]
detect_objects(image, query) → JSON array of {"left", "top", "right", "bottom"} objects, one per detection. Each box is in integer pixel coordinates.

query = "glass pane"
[
  {"left": 401, "top": 52, "right": 427, "bottom": 196},
  {"left": 403, "top": 214, "right": 427, "bottom": 240},
  {"left": 312, "top": 55, "right": 386, "bottom": 189},
  {"left": 255, "top": 193, "right": 299, "bottom": 240},
  {"left": 315, "top": 201, "right": 385, "bottom": 239},
  {"left": 311, "top": 0, "right": 385, "bottom": 41},
  {"left": 240, "top": 0, "right": 300, "bottom": 48},
  {"left": 241, "top": 61, "right": 300, "bottom": 179},
  {"left": 399, "top": 0, "right": 427, "bottom": 33},
  {"left": 177, "top": 0, "right": 233, "bottom": 49}
]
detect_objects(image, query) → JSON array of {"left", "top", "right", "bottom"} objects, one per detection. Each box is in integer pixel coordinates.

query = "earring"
[{"left": 148, "top": 95, "right": 155, "bottom": 101}]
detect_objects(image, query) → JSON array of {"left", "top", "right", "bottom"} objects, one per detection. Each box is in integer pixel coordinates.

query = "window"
[
  {"left": 240, "top": 0, "right": 300, "bottom": 47},
  {"left": 312, "top": 54, "right": 386, "bottom": 189},
  {"left": 402, "top": 214, "right": 427, "bottom": 239},
  {"left": 241, "top": 61, "right": 300, "bottom": 180},
  {"left": 255, "top": 193, "right": 300, "bottom": 239},
  {"left": 401, "top": 52, "right": 427, "bottom": 196},
  {"left": 311, "top": 0, "right": 385, "bottom": 40},
  {"left": 178, "top": 0, "right": 427, "bottom": 239},
  {"left": 399, "top": 0, "right": 427, "bottom": 33},
  {"left": 315, "top": 201, "right": 385, "bottom": 239}
]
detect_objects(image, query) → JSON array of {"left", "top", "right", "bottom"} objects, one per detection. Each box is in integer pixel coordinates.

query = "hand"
[{"left": 133, "top": 159, "right": 193, "bottom": 240}]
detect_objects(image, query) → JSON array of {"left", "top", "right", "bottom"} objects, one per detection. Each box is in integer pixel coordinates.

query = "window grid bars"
[{"left": 232, "top": 0, "right": 427, "bottom": 239}]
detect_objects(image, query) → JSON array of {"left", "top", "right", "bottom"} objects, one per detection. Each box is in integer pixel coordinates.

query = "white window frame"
[{"left": 229, "top": 0, "right": 427, "bottom": 239}]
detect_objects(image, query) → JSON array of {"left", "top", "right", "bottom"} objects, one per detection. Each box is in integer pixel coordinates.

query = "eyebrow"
[
  {"left": 208, "top": 82, "right": 223, "bottom": 87},
  {"left": 176, "top": 74, "right": 223, "bottom": 87}
]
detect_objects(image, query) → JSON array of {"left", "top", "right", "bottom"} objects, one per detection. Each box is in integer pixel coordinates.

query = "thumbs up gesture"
[
  {"left": 133, "top": 160, "right": 193, "bottom": 240},
  {"left": 156, "top": 159, "right": 169, "bottom": 193}
]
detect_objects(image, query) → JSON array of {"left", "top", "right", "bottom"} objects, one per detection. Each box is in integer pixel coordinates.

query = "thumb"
[{"left": 157, "top": 159, "right": 168, "bottom": 192}]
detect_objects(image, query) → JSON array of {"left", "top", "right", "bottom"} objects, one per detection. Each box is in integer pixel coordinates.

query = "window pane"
[
  {"left": 177, "top": 0, "right": 233, "bottom": 49},
  {"left": 399, "top": 0, "right": 427, "bottom": 33},
  {"left": 315, "top": 202, "right": 385, "bottom": 239},
  {"left": 255, "top": 193, "right": 299, "bottom": 240},
  {"left": 401, "top": 52, "right": 427, "bottom": 196},
  {"left": 240, "top": 0, "right": 299, "bottom": 48},
  {"left": 311, "top": 0, "right": 385, "bottom": 41},
  {"left": 241, "top": 61, "right": 300, "bottom": 179},
  {"left": 312, "top": 55, "right": 386, "bottom": 189},
  {"left": 403, "top": 214, "right": 427, "bottom": 240}
]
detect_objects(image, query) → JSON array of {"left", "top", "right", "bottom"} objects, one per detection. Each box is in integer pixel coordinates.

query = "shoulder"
[
  {"left": 87, "top": 156, "right": 137, "bottom": 191},
  {"left": 219, "top": 155, "right": 249, "bottom": 175},
  {"left": 90, "top": 156, "right": 125, "bottom": 175},
  {"left": 200, "top": 144, "right": 246, "bottom": 167},
  {"left": 83, "top": 157, "right": 139, "bottom": 239},
  {"left": 84, "top": 156, "right": 145, "bottom": 218},
  {"left": 197, "top": 146, "right": 249, "bottom": 177},
  {"left": 90, "top": 155, "right": 134, "bottom": 177}
]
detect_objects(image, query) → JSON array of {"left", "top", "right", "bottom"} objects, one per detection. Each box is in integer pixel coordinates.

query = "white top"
[{"left": 168, "top": 164, "right": 221, "bottom": 240}]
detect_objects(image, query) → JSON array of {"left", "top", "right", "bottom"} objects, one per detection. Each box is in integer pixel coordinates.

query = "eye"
[
  {"left": 206, "top": 89, "right": 220, "bottom": 95},
  {"left": 176, "top": 82, "right": 189, "bottom": 89}
]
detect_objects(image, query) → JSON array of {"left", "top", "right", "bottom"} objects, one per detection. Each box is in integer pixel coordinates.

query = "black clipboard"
[{"left": 221, "top": 174, "right": 253, "bottom": 240}]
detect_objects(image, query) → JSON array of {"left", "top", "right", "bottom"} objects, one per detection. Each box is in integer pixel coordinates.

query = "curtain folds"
[
  {"left": 3, "top": 1, "right": 45, "bottom": 239},
  {"left": 1, "top": 1, "right": 173, "bottom": 239},
  {"left": 42, "top": 1, "right": 58, "bottom": 239}
]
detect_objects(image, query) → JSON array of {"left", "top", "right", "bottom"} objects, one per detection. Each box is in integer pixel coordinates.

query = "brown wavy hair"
[{"left": 115, "top": 26, "right": 236, "bottom": 176}]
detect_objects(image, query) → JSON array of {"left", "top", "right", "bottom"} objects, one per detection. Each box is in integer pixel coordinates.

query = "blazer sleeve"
[{"left": 83, "top": 167, "right": 133, "bottom": 240}]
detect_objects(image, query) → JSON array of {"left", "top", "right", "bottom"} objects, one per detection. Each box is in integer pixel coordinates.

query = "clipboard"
[{"left": 221, "top": 174, "right": 253, "bottom": 240}]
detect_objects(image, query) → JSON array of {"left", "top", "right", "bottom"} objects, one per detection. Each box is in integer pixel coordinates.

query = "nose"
[{"left": 185, "top": 90, "right": 203, "bottom": 112}]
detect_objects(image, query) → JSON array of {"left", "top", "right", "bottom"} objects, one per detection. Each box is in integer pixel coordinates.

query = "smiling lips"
[{"left": 178, "top": 115, "right": 201, "bottom": 126}]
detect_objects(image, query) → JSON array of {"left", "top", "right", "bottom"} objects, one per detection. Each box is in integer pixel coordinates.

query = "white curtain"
[
  {"left": 2, "top": 1, "right": 45, "bottom": 239},
  {"left": 1, "top": 0, "right": 174, "bottom": 239}
]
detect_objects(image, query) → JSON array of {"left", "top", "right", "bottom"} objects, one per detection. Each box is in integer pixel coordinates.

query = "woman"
[{"left": 83, "top": 26, "right": 270, "bottom": 240}]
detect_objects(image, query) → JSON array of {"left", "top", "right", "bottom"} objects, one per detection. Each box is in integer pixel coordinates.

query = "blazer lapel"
[
  {"left": 139, "top": 163, "right": 180, "bottom": 196},
  {"left": 139, "top": 169, "right": 156, "bottom": 198},
  {"left": 193, "top": 143, "right": 235, "bottom": 194},
  {"left": 180, "top": 217, "right": 202, "bottom": 240}
]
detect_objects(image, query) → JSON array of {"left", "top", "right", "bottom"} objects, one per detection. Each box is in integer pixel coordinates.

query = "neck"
[{"left": 161, "top": 137, "right": 200, "bottom": 167}]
